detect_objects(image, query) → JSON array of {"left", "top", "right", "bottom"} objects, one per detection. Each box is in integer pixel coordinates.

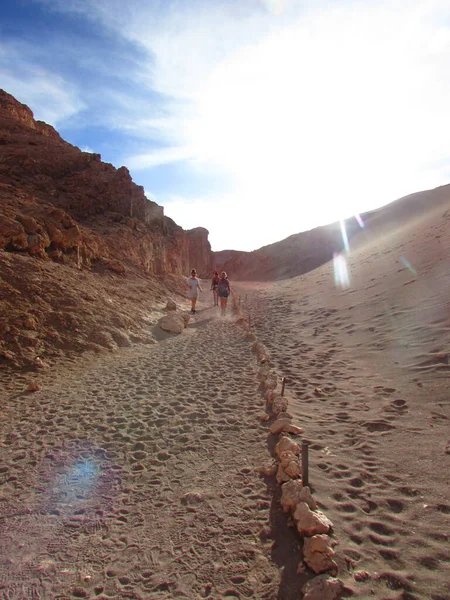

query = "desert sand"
[
  {"left": 235, "top": 202, "right": 450, "bottom": 599},
  {"left": 1, "top": 201, "right": 449, "bottom": 600}
]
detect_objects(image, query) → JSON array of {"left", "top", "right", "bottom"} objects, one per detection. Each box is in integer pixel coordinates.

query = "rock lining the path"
[
  {"left": 232, "top": 292, "right": 344, "bottom": 597},
  {"left": 301, "top": 574, "right": 343, "bottom": 600}
]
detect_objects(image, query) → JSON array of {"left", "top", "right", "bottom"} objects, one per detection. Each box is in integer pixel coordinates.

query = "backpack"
[{"left": 218, "top": 278, "right": 229, "bottom": 296}]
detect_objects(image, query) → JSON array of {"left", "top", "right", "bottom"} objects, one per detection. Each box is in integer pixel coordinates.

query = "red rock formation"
[
  {"left": 0, "top": 89, "right": 213, "bottom": 276},
  {"left": 0, "top": 89, "right": 215, "bottom": 369}
]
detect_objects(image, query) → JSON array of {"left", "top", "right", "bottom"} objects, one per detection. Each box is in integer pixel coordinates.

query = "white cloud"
[
  {"left": 0, "top": 41, "right": 85, "bottom": 126},
  {"left": 126, "top": 146, "right": 193, "bottom": 169},
  {"left": 20, "top": 1, "right": 450, "bottom": 247}
]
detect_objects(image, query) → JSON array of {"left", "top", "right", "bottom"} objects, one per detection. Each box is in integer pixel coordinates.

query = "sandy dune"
[{"left": 236, "top": 202, "right": 450, "bottom": 599}]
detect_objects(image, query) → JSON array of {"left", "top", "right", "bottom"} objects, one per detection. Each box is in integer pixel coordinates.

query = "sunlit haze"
[{"left": 2, "top": 0, "right": 450, "bottom": 250}]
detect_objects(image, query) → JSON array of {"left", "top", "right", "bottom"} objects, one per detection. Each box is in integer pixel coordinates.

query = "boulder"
[
  {"left": 0, "top": 217, "right": 28, "bottom": 250},
  {"left": 158, "top": 313, "right": 186, "bottom": 334},
  {"left": 166, "top": 299, "right": 177, "bottom": 311},
  {"left": 303, "top": 535, "right": 338, "bottom": 574},
  {"left": 280, "top": 481, "right": 317, "bottom": 513},
  {"left": 293, "top": 502, "right": 333, "bottom": 536},
  {"left": 301, "top": 574, "right": 343, "bottom": 600}
]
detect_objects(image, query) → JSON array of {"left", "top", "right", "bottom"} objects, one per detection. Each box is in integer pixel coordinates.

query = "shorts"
[{"left": 218, "top": 290, "right": 229, "bottom": 298}]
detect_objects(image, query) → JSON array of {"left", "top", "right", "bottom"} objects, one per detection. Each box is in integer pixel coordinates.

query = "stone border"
[{"left": 231, "top": 292, "right": 344, "bottom": 600}]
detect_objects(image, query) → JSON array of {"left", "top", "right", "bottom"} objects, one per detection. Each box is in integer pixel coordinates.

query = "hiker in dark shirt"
[
  {"left": 211, "top": 271, "right": 220, "bottom": 307},
  {"left": 217, "top": 271, "right": 231, "bottom": 316}
]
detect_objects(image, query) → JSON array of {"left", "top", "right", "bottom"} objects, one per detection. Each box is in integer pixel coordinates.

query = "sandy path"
[{"left": 0, "top": 303, "right": 282, "bottom": 599}]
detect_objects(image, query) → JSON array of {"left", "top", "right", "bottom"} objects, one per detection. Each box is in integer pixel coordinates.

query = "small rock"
[
  {"left": 166, "top": 299, "right": 177, "bottom": 311},
  {"left": 303, "top": 535, "right": 338, "bottom": 575},
  {"left": 265, "top": 390, "right": 275, "bottom": 405},
  {"left": 269, "top": 418, "right": 303, "bottom": 436},
  {"left": 263, "top": 371, "right": 278, "bottom": 391},
  {"left": 275, "top": 436, "right": 300, "bottom": 458},
  {"left": 181, "top": 492, "right": 203, "bottom": 506},
  {"left": 281, "top": 481, "right": 317, "bottom": 513},
  {"left": 26, "top": 382, "right": 41, "bottom": 392},
  {"left": 258, "top": 365, "right": 271, "bottom": 381},
  {"left": 354, "top": 570, "right": 371, "bottom": 582},
  {"left": 302, "top": 574, "right": 343, "bottom": 600},
  {"left": 272, "top": 396, "right": 289, "bottom": 415},
  {"left": 293, "top": 502, "right": 333, "bottom": 536},
  {"left": 277, "top": 451, "right": 301, "bottom": 481},
  {"left": 259, "top": 461, "right": 278, "bottom": 476}
]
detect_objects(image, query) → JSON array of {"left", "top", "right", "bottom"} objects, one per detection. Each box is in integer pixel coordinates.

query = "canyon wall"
[{"left": 0, "top": 89, "right": 213, "bottom": 278}]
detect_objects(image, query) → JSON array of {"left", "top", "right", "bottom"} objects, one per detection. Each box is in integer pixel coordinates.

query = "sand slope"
[{"left": 237, "top": 202, "right": 450, "bottom": 599}]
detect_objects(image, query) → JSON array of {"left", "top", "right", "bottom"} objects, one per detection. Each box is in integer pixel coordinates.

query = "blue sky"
[{"left": 2, "top": 0, "right": 450, "bottom": 251}]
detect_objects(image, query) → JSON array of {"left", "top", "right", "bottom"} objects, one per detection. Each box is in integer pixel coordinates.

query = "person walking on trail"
[
  {"left": 217, "top": 271, "right": 231, "bottom": 316},
  {"left": 210, "top": 270, "right": 220, "bottom": 307},
  {"left": 187, "top": 269, "right": 203, "bottom": 314}
]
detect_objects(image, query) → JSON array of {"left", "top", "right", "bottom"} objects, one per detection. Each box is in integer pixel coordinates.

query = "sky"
[{"left": 2, "top": 0, "right": 450, "bottom": 251}]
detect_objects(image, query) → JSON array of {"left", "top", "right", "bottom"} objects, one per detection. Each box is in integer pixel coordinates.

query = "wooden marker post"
[
  {"left": 281, "top": 377, "right": 286, "bottom": 397},
  {"left": 302, "top": 441, "right": 309, "bottom": 487}
]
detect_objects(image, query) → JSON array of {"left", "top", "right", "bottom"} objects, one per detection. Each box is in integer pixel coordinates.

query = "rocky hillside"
[
  {"left": 0, "top": 89, "right": 213, "bottom": 370},
  {"left": 215, "top": 184, "right": 450, "bottom": 280}
]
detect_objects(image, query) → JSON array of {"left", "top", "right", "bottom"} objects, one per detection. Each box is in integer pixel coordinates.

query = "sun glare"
[{"left": 170, "top": 4, "right": 450, "bottom": 249}]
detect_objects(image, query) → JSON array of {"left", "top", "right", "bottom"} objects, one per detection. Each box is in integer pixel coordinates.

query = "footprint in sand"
[
  {"left": 363, "top": 420, "right": 396, "bottom": 433},
  {"left": 385, "top": 499, "right": 405, "bottom": 514},
  {"left": 385, "top": 398, "right": 408, "bottom": 413}
]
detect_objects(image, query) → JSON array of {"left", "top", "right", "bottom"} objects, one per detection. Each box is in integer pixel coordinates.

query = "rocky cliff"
[
  {"left": 0, "top": 89, "right": 213, "bottom": 277},
  {"left": 0, "top": 89, "right": 213, "bottom": 370}
]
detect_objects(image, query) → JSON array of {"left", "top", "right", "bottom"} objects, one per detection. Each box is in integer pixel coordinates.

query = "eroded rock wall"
[{"left": 0, "top": 89, "right": 213, "bottom": 277}]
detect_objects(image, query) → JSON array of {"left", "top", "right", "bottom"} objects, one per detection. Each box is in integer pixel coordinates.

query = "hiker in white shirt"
[{"left": 186, "top": 269, "right": 203, "bottom": 314}]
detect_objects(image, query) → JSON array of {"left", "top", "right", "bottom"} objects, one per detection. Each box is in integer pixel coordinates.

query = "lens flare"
[
  {"left": 400, "top": 256, "right": 417, "bottom": 277},
  {"left": 333, "top": 252, "right": 350, "bottom": 289},
  {"left": 340, "top": 220, "right": 350, "bottom": 253},
  {"left": 261, "top": 0, "right": 285, "bottom": 15},
  {"left": 355, "top": 214, "right": 365, "bottom": 228}
]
